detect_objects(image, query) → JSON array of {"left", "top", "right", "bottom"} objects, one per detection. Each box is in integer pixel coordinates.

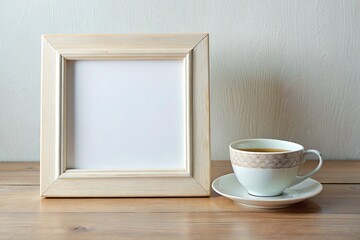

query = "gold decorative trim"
[{"left": 230, "top": 150, "right": 303, "bottom": 169}]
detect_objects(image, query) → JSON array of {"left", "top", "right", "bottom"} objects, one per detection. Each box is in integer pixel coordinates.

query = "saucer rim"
[{"left": 212, "top": 173, "right": 323, "bottom": 202}]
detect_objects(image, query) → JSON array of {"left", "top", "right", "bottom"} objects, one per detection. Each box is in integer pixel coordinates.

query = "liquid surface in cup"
[{"left": 239, "top": 148, "right": 289, "bottom": 153}]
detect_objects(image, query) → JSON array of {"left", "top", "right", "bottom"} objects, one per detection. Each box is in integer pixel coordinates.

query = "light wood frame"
[{"left": 40, "top": 34, "right": 210, "bottom": 197}]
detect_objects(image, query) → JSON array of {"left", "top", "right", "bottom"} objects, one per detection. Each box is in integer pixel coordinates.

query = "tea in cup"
[{"left": 229, "top": 139, "right": 323, "bottom": 197}]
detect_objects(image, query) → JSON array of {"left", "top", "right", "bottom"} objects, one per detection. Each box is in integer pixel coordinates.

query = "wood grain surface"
[{"left": 0, "top": 161, "right": 359, "bottom": 239}]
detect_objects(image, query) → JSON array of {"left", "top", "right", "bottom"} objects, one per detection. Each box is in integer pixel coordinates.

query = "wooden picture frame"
[{"left": 40, "top": 34, "right": 210, "bottom": 197}]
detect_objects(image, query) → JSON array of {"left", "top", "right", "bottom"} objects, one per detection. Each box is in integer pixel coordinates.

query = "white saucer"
[{"left": 212, "top": 173, "right": 323, "bottom": 209}]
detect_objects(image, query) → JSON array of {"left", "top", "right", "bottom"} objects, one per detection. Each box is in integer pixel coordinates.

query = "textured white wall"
[{"left": 0, "top": 0, "right": 359, "bottom": 161}]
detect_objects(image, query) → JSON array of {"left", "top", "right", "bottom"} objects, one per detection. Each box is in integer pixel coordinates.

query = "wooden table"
[{"left": 0, "top": 161, "right": 359, "bottom": 239}]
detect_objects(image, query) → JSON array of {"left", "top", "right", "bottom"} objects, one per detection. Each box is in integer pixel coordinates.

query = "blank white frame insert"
[{"left": 66, "top": 60, "right": 187, "bottom": 171}]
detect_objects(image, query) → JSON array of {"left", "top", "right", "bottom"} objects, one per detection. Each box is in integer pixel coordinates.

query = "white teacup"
[{"left": 229, "top": 139, "right": 323, "bottom": 197}]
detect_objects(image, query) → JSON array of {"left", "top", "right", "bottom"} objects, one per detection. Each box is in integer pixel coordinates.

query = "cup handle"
[{"left": 288, "top": 149, "right": 323, "bottom": 188}]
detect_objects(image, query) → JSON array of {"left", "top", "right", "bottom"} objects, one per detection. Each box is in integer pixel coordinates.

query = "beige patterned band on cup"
[{"left": 230, "top": 150, "right": 304, "bottom": 169}]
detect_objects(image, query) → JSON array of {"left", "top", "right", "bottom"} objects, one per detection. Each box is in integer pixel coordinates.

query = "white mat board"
[{"left": 66, "top": 60, "right": 186, "bottom": 170}]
